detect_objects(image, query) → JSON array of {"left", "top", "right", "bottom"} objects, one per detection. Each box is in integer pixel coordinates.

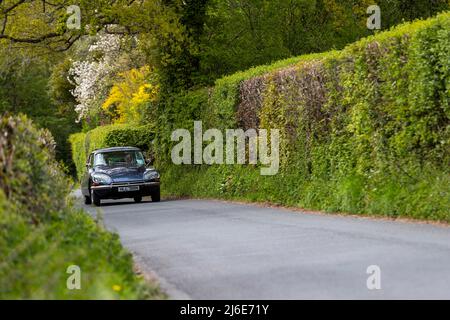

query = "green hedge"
[
  {"left": 0, "top": 115, "right": 162, "bottom": 299},
  {"left": 70, "top": 124, "right": 154, "bottom": 181},
  {"left": 159, "top": 12, "right": 450, "bottom": 221},
  {"left": 0, "top": 115, "right": 69, "bottom": 223}
]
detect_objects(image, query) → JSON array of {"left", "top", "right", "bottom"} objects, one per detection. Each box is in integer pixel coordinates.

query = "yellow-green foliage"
[
  {"left": 70, "top": 124, "right": 154, "bottom": 181},
  {"left": 69, "top": 132, "right": 88, "bottom": 182},
  {"left": 159, "top": 12, "right": 450, "bottom": 221},
  {"left": 103, "top": 66, "right": 159, "bottom": 125}
]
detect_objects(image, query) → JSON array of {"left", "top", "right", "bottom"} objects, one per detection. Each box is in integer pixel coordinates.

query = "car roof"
[{"left": 93, "top": 147, "right": 142, "bottom": 154}]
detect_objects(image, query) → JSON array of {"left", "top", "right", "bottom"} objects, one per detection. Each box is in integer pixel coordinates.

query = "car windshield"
[{"left": 94, "top": 151, "right": 145, "bottom": 167}]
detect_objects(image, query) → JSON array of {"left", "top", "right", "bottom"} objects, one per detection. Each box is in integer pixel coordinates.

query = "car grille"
[{"left": 112, "top": 180, "right": 145, "bottom": 186}]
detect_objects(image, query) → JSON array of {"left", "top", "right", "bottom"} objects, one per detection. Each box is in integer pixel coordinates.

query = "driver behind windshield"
[{"left": 94, "top": 151, "right": 145, "bottom": 167}]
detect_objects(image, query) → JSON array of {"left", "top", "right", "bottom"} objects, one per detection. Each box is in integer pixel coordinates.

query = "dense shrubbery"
[
  {"left": 70, "top": 124, "right": 154, "bottom": 181},
  {"left": 157, "top": 12, "right": 450, "bottom": 221},
  {"left": 0, "top": 115, "right": 162, "bottom": 299},
  {"left": 0, "top": 115, "right": 67, "bottom": 223}
]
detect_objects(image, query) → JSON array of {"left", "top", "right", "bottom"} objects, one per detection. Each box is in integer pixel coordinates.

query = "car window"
[
  {"left": 94, "top": 151, "right": 145, "bottom": 167},
  {"left": 94, "top": 153, "right": 107, "bottom": 166}
]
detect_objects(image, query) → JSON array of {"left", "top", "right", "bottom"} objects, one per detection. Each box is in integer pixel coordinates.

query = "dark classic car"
[{"left": 81, "top": 147, "right": 160, "bottom": 206}]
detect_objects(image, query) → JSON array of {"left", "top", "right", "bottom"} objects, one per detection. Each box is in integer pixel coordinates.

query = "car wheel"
[
  {"left": 91, "top": 189, "right": 101, "bottom": 207},
  {"left": 134, "top": 196, "right": 142, "bottom": 203},
  {"left": 84, "top": 195, "right": 92, "bottom": 205},
  {"left": 151, "top": 190, "right": 160, "bottom": 203}
]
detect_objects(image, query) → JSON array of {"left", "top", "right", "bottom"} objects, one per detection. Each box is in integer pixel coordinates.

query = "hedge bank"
[
  {"left": 158, "top": 12, "right": 450, "bottom": 221},
  {"left": 0, "top": 115, "right": 162, "bottom": 299}
]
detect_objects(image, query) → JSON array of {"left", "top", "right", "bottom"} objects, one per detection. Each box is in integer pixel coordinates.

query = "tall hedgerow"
[{"left": 156, "top": 12, "right": 450, "bottom": 221}]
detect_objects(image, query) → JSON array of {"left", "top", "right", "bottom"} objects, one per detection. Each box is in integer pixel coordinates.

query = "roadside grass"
[
  {"left": 160, "top": 165, "right": 450, "bottom": 224},
  {"left": 0, "top": 192, "right": 166, "bottom": 300}
]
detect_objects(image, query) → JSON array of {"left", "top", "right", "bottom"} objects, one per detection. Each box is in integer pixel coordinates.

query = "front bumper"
[{"left": 91, "top": 181, "right": 160, "bottom": 199}]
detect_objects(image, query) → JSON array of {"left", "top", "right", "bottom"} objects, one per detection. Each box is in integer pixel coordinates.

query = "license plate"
[{"left": 118, "top": 186, "right": 140, "bottom": 192}]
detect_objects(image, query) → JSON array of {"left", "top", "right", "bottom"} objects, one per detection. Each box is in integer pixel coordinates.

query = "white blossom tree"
[{"left": 69, "top": 33, "right": 139, "bottom": 122}]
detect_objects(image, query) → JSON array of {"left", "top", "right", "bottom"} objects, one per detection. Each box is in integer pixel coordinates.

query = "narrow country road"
[{"left": 80, "top": 196, "right": 450, "bottom": 299}]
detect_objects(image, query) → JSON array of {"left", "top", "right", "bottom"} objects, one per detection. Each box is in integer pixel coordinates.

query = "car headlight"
[
  {"left": 144, "top": 170, "right": 160, "bottom": 181},
  {"left": 92, "top": 173, "right": 112, "bottom": 185}
]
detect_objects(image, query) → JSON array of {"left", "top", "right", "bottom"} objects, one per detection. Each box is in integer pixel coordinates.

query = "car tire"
[
  {"left": 91, "top": 189, "right": 101, "bottom": 207},
  {"left": 134, "top": 196, "right": 142, "bottom": 203},
  {"left": 84, "top": 195, "right": 92, "bottom": 205},
  {"left": 151, "top": 190, "right": 161, "bottom": 203}
]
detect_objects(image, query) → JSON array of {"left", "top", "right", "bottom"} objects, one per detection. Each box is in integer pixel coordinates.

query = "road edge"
[
  {"left": 163, "top": 195, "right": 450, "bottom": 228},
  {"left": 133, "top": 253, "right": 192, "bottom": 300},
  {"left": 72, "top": 189, "right": 191, "bottom": 300}
]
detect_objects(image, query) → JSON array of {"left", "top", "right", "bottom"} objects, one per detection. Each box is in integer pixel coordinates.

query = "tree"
[
  {"left": 0, "top": 0, "right": 182, "bottom": 51},
  {"left": 139, "top": 0, "right": 209, "bottom": 92},
  {"left": 102, "top": 66, "right": 159, "bottom": 125},
  {"left": 0, "top": 43, "right": 80, "bottom": 172},
  {"left": 198, "top": 0, "right": 450, "bottom": 80}
]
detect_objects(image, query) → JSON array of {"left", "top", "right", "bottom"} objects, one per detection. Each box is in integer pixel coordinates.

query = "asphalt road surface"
[{"left": 80, "top": 196, "right": 450, "bottom": 299}]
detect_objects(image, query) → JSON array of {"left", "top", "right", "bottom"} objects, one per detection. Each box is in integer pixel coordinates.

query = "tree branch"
[
  {"left": 0, "top": 32, "right": 61, "bottom": 43},
  {"left": 2, "top": 0, "right": 27, "bottom": 14}
]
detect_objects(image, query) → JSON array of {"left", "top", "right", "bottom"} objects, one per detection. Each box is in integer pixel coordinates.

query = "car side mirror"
[{"left": 145, "top": 158, "right": 153, "bottom": 166}]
